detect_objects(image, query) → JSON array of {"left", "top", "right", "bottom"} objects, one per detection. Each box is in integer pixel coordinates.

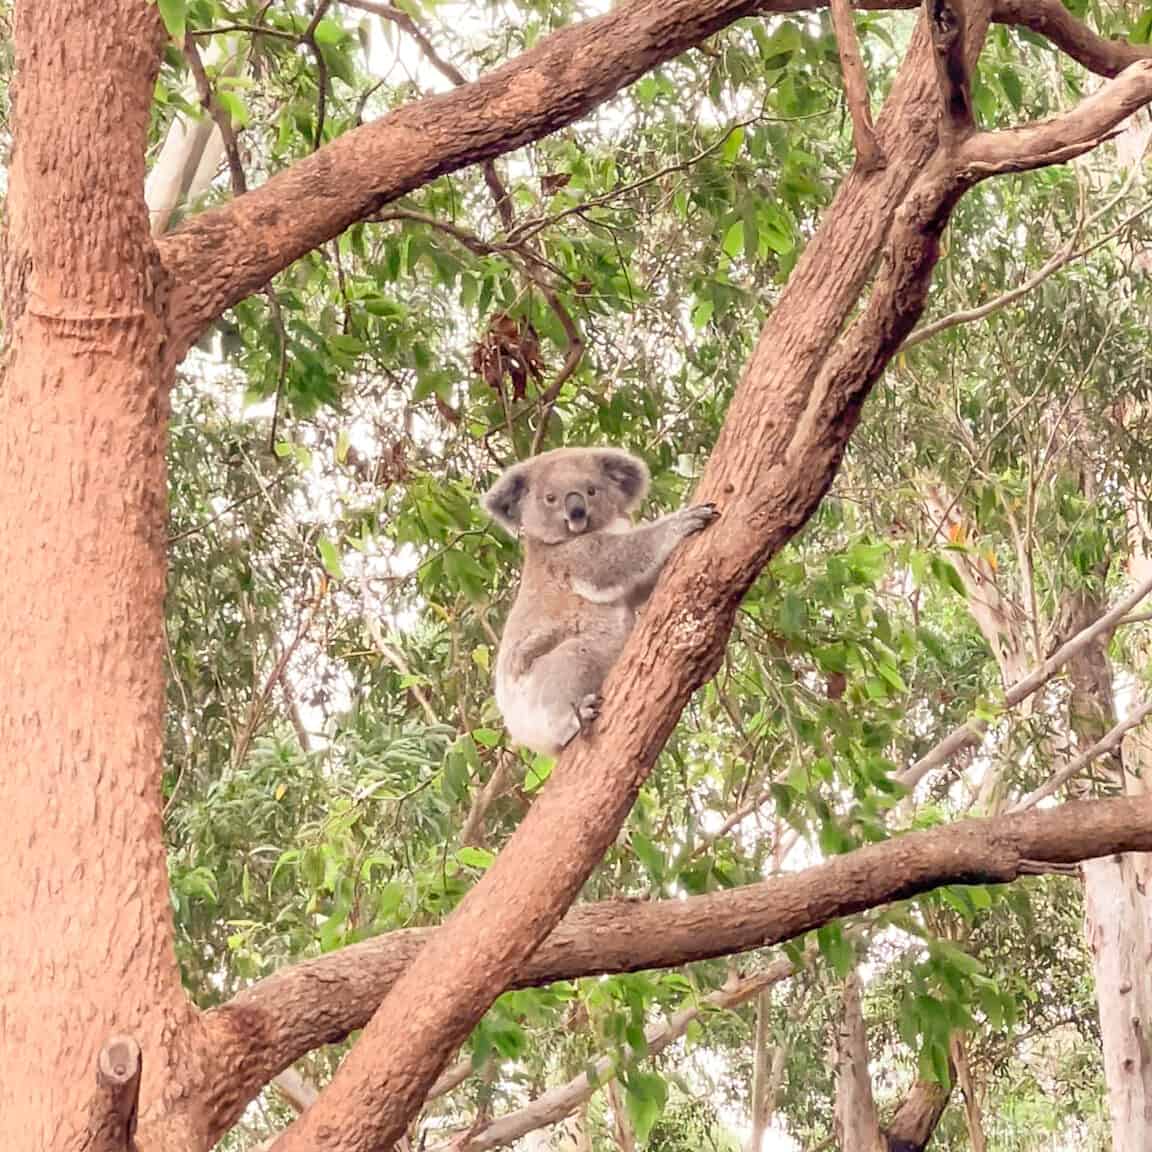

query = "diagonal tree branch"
[
  {"left": 829, "top": 0, "right": 884, "bottom": 169},
  {"left": 1009, "top": 697, "right": 1152, "bottom": 812},
  {"left": 959, "top": 59, "right": 1152, "bottom": 175},
  {"left": 432, "top": 962, "right": 798, "bottom": 1152},
  {"left": 899, "top": 570, "right": 1152, "bottom": 789},
  {"left": 904, "top": 195, "right": 1152, "bottom": 349},
  {"left": 991, "top": 0, "right": 1152, "bottom": 77},
  {"left": 155, "top": 0, "right": 1149, "bottom": 360}
]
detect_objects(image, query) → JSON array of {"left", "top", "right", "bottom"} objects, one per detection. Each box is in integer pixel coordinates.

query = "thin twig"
[
  {"left": 183, "top": 35, "right": 248, "bottom": 196},
  {"left": 507, "top": 116, "right": 762, "bottom": 246},
  {"left": 233, "top": 584, "right": 327, "bottom": 769},
  {"left": 303, "top": 1, "right": 335, "bottom": 151},
  {"left": 899, "top": 571, "right": 1152, "bottom": 788},
  {"left": 1009, "top": 697, "right": 1152, "bottom": 812},
  {"left": 356, "top": 0, "right": 588, "bottom": 452},
  {"left": 427, "top": 958, "right": 801, "bottom": 1152},
  {"left": 167, "top": 488, "right": 264, "bottom": 543},
  {"left": 190, "top": 24, "right": 300, "bottom": 43},
  {"left": 351, "top": 0, "right": 591, "bottom": 443},
  {"left": 360, "top": 572, "right": 439, "bottom": 725},
  {"left": 905, "top": 197, "right": 1152, "bottom": 349},
  {"left": 266, "top": 287, "right": 290, "bottom": 449}
]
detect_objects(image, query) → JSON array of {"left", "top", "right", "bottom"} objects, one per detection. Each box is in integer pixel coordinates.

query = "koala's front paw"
[{"left": 679, "top": 502, "right": 721, "bottom": 536}]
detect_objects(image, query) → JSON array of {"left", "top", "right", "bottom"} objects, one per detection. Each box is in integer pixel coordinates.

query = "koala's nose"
[{"left": 564, "top": 492, "right": 587, "bottom": 522}]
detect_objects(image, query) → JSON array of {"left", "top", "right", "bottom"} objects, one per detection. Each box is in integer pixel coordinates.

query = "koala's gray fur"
[{"left": 483, "top": 446, "right": 719, "bottom": 757}]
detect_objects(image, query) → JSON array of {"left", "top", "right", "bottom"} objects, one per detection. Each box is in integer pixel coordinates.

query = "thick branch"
[
  {"left": 200, "top": 793, "right": 1152, "bottom": 1142},
  {"left": 959, "top": 59, "right": 1152, "bottom": 175},
  {"left": 157, "top": 0, "right": 769, "bottom": 357},
  {"left": 883, "top": 1077, "right": 951, "bottom": 1150},
  {"left": 992, "top": 0, "right": 1152, "bottom": 77}
]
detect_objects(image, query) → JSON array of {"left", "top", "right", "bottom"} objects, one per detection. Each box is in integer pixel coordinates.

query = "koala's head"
[{"left": 483, "top": 447, "right": 650, "bottom": 544}]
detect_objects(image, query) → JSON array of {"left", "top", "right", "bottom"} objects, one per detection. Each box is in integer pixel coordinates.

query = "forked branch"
[{"left": 156, "top": 0, "right": 1151, "bottom": 358}]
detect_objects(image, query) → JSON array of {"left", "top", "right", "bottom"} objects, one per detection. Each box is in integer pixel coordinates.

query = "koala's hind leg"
[
  {"left": 568, "top": 692, "right": 602, "bottom": 742},
  {"left": 512, "top": 640, "right": 612, "bottom": 757}
]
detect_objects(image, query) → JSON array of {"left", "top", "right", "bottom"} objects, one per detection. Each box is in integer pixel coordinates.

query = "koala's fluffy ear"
[
  {"left": 483, "top": 464, "right": 530, "bottom": 535},
  {"left": 596, "top": 449, "right": 649, "bottom": 510}
]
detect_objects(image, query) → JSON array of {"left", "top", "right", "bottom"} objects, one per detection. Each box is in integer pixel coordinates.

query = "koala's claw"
[
  {"left": 562, "top": 693, "right": 602, "bottom": 750},
  {"left": 577, "top": 692, "right": 602, "bottom": 727},
  {"left": 682, "top": 502, "right": 721, "bottom": 534}
]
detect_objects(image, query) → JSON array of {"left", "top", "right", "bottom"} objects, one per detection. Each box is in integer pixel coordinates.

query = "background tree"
[{"left": 3, "top": 0, "right": 1152, "bottom": 1150}]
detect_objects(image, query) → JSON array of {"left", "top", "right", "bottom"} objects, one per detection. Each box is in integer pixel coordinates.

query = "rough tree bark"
[
  {"left": 5, "top": 0, "right": 1152, "bottom": 1149},
  {"left": 0, "top": 4, "right": 213, "bottom": 1151}
]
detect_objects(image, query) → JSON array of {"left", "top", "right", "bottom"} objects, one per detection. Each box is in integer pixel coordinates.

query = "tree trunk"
[
  {"left": 883, "top": 1078, "right": 950, "bottom": 1152},
  {"left": 1083, "top": 852, "right": 1152, "bottom": 1144},
  {"left": 746, "top": 990, "right": 783, "bottom": 1152},
  {"left": 833, "top": 973, "right": 886, "bottom": 1152},
  {"left": 949, "top": 1034, "right": 987, "bottom": 1152},
  {"left": 0, "top": 4, "right": 203, "bottom": 1150},
  {"left": 1058, "top": 543, "right": 1152, "bottom": 1148}
]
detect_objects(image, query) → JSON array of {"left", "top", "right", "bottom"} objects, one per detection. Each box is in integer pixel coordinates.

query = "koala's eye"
[
  {"left": 545, "top": 493, "right": 557, "bottom": 505},
  {"left": 587, "top": 486, "right": 597, "bottom": 496}
]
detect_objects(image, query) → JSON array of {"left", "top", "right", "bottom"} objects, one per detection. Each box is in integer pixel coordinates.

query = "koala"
[{"left": 483, "top": 446, "right": 719, "bottom": 757}]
